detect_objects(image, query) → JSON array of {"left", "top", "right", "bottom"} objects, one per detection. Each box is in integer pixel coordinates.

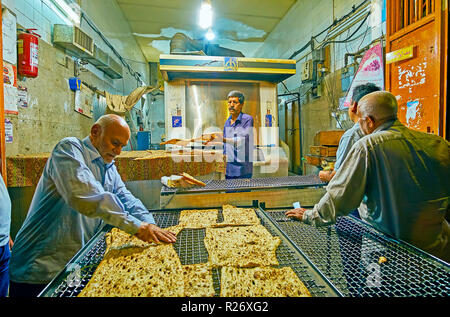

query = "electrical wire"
[
  {"left": 80, "top": 12, "right": 144, "bottom": 85},
  {"left": 288, "top": 0, "right": 370, "bottom": 59}
]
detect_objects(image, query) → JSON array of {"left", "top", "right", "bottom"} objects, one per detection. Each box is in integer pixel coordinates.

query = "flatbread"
[
  {"left": 178, "top": 209, "right": 219, "bottom": 229},
  {"left": 105, "top": 225, "right": 185, "bottom": 251},
  {"left": 182, "top": 264, "right": 216, "bottom": 297},
  {"left": 220, "top": 205, "right": 260, "bottom": 226},
  {"left": 220, "top": 266, "right": 311, "bottom": 297},
  {"left": 78, "top": 244, "right": 184, "bottom": 297},
  {"left": 204, "top": 225, "right": 281, "bottom": 268}
]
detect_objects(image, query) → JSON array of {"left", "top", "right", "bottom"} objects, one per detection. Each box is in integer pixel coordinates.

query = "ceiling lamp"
[
  {"left": 205, "top": 28, "right": 215, "bottom": 41},
  {"left": 198, "top": 0, "right": 213, "bottom": 29}
]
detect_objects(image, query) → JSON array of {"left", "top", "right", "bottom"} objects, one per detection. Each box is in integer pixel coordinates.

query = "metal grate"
[
  {"left": 161, "top": 175, "right": 325, "bottom": 195},
  {"left": 41, "top": 209, "right": 340, "bottom": 297},
  {"left": 264, "top": 209, "right": 450, "bottom": 297}
]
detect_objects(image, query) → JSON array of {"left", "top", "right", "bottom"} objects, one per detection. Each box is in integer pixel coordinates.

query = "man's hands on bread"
[{"left": 135, "top": 222, "right": 177, "bottom": 244}]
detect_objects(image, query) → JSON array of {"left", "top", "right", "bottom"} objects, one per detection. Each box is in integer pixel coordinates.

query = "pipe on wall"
[{"left": 278, "top": 92, "right": 303, "bottom": 174}]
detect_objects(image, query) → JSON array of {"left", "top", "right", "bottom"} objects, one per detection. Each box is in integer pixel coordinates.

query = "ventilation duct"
[{"left": 169, "top": 32, "right": 244, "bottom": 57}]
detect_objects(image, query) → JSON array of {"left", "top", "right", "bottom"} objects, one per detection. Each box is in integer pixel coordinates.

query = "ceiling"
[{"left": 115, "top": 0, "right": 297, "bottom": 62}]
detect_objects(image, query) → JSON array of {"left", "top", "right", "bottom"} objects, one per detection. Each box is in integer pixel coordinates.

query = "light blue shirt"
[
  {"left": 334, "top": 122, "right": 364, "bottom": 171},
  {"left": 303, "top": 120, "right": 450, "bottom": 260},
  {"left": 0, "top": 176, "right": 11, "bottom": 247},
  {"left": 10, "top": 137, "right": 155, "bottom": 284}
]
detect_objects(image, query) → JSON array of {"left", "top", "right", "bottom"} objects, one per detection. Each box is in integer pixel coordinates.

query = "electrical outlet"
[{"left": 301, "top": 60, "right": 313, "bottom": 81}]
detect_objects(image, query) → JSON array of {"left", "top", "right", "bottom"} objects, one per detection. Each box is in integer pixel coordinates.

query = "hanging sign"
[{"left": 342, "top": 43, "right": 385, "bottom": 108}]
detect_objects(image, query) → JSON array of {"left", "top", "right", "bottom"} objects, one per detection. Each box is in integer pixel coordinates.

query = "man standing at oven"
[{"left": 204, "top": 91, "right": 254, "bottom": 179}]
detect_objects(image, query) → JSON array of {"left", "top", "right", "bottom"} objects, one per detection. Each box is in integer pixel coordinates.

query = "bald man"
[
  {"left": 9, "top": 114, "right": 176, "bottom": 297},
  {"left": 286, "top": 91, "right": 450, "bottom": 262}
]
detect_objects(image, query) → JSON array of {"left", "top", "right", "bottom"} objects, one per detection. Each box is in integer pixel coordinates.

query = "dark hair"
[
  {"left": 352, "top": 83, "right": 381, "bottom": 103},
  {"left": 227, "top": 90, "right": 245, "bottom": 104}
]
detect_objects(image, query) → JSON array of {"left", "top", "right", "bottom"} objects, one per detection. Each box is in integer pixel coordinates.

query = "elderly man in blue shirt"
[
  {"left": 9, "top": 114, "right": 177, "bottom": 297},
  {"left": 286, "top": 91, "right": 450, "bottom": 262},
  {"left": 205, "top": 91, "right": 254, "bottom": 179}
]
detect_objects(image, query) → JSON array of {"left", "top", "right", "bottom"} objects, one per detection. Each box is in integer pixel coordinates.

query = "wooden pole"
[{"left": 0, "top": 0, "right": 7, "bottom": 185}]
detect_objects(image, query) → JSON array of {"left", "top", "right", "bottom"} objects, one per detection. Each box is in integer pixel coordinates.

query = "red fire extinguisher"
[{"left": 17, "top": 29, "right": 41, "bottom": 78}]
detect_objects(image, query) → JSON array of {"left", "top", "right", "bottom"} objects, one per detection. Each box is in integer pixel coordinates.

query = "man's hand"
[
  {"left": 285, "top": 208, "right": 307, "bottom": 221},
  {"left": 319, "top": 170, "right": 335, "bottom": 183},
  {"left": 202, "top": 132, "right": 223, "bottom": 145},
  {"left": 135, "top": 222, "right": 177, "bottom": 244}
]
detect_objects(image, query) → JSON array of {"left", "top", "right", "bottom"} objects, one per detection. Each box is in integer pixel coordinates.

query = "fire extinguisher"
[{"left": 17, "top": 29, "right": 41, "bottom": 78}]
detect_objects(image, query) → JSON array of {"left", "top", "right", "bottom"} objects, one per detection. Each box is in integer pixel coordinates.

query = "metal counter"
[
  {"left": 161, "top": 175, "right": 325, "bottom": 195},
  {"left": 260, "top": 205, "right": 450, "bottom": 297},
  {"left": 39, "top": 205, "right": 341, "bottom": 297},
  {"left": 159, "top": 175, "right": 326, "bottom": 209}
]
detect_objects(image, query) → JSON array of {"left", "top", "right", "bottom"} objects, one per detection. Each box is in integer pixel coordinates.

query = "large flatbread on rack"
[
  {"left": 204, "top": 225, "right": 281, "bottom": 268},
  {"left": 219, "top": 205, "right": 261, "bottom": 226},
  {"left": 78, "top": 244, "right": 184, "bottom": 297},
  {"left": 220, "top": 266, "right": 311, "bottom": 297},
  {"left": 105, "top": 225, "right": 185, "bottom": 252},
  {"left": 182, "top": 263, "right": 216, "bottom": 297},
  {"left": 178, "top": 209, "right": 219, "bottom": 229}
]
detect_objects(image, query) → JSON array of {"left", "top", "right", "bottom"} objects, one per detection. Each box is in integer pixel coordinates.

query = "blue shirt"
[
  {"left": 10, "top": 137, "right": 155, "bottom": 284},
  {"left": 223, "top": 112, "right": 254, "bottom": 177},
  {"left": 334, "top": 122, "right": 364, "bottom": 171},
  {"left": 0, "top": 176, "right": 11, "bottom": 247}
]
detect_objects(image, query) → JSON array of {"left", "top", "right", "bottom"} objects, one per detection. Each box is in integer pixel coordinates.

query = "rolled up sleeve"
[{"left": 303, "top": 144, "right": 369, "bottom": 226}]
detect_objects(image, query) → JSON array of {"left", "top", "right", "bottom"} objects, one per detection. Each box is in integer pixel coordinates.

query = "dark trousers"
[
  {"left": 0, "top": 243, "right": 10, "bottom": 297},
  {"left": 8, "top": 281, "right": 47, "bottom": 297}
]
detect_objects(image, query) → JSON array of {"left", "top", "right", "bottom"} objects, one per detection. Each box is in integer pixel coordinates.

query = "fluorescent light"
[
  {"left": 198, "top": 1, "right": 213, "bottom": 29},
  {"left": 205, "top": 28, "right": 215, "bottom": 41},
  {"left": 52, "top": 0, "right": 80, "bottom": 25}
]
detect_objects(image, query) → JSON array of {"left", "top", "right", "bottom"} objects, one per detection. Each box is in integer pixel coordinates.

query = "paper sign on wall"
[
  {"left": 3, "top": 61, "right": 18, "bottom": 114},
  {"left": 74, "top": 85, "right": 94, "bottom": 118},
  {"left": 17, "top": 85, "right": 28, "bottom": 108},
  {"left": 5, "top": 119, "right": 13, "bottom": 143},
  {"left": 2, "top": 8, "right": 17, "bottom": 65}
]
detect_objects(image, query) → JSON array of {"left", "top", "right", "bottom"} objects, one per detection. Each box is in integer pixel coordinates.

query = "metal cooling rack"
[
  {"left": 39, "top": 207, "right": 341, "bottom": 297},
  {"left": 161, "top": 175, "right": 325, "bottom": 195},
  {"left": 262, "top": 208, "right": 450, "bottom": 297}
]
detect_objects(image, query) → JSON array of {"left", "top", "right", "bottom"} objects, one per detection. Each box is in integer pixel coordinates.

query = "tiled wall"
[
  {"left": 2, "top": 0, "right": 152, "bottom": 155},
  {"left": 255, "top": 0, "right": 385, "bottom": 92},
  {"left": 254, "top": 0, "right": 386, "bottom": 174}
]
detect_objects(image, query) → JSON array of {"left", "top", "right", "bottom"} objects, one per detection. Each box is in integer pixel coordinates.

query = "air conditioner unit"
[
  {"left": 53, "top": 24, "right": 94, "bottom": 58},
  {"left": 97, "top": 55, "right": 123, "bottom": 79},
  {"left": 301, "top": 60, "right": 313, "bottom": 81},
  {"left": 85, "top": 44, "right": 109, "bottom": 68}
]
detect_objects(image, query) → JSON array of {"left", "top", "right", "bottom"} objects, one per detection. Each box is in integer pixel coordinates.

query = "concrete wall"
[{"left": 254, "top": 0, "right": 385, "bottom": 174}]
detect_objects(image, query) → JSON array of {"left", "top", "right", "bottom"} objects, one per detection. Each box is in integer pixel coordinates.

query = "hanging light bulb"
[
  {"left": 198, "top": 0, "right": 213, "bottom": 29},
  {"left": 205, "top": 28, "right": 215, "bottom": 41}
]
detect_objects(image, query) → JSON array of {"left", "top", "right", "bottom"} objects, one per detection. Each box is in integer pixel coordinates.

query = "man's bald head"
[
  {"left": 90, "top": 114, "right": 131, "bottom": 163},
  {"left": 358, "top": 91, "right": 398, "bottom": 121},
  {"left": 94, "top": 114, "right": 130, "bottom": 131},
  {"left": 357, "top": 91, "right": 398, "bottom": 135}
]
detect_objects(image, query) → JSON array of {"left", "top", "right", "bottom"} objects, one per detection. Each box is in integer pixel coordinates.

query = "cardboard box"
[
  {"left": 314, "top": 130, "right": 345, "bottom": 146},
  {"left": 310, "top": 145, "right": 338, "bottom": 157}
]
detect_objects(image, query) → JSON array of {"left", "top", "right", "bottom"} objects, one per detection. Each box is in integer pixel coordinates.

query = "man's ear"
[
  {"left": 350, "top": 101, "right": 358, "bottom": 114},
  {"left": 368, "top": 116, "right": 376, "bottom": 129},
  {"left": 91, "top": 124, "right": 101, "bottom": 138}
]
